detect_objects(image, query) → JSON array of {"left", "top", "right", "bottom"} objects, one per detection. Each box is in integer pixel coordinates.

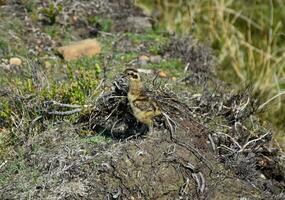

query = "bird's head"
[{"left": 123, "top": 68, "right": 141, "bottom": 81}]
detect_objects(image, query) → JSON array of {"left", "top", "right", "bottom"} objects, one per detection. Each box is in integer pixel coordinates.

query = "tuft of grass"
[
  {"left": 0, "top": 39, "right": 8, "bottom": 56},
  {"left": 40, "top": 2, "right": 63, "bottom": 25},
  {"left": 88, "top": 16, "right": 113, "bottom": 32},
  {"left": 137, "top": 0, "right": 285, "bottom": 143},
  {"left": 21, "top": 0, "right": 37, "bottom": 13}
]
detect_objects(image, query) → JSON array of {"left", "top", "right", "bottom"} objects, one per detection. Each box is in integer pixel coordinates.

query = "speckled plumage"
[{"left": 124, "top": 68, "right": 161, "bottom": 131}]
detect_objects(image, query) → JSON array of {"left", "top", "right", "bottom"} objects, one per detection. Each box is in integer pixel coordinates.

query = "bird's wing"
[{"left": 132, "top": 98, "right": 156, "bottom": 112}]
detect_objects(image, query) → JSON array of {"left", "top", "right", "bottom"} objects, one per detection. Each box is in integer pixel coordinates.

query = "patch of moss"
[
  {"left": 125, "top": 31, "right": 168, "bottom": 44},
  {"left": 125, "top": 31, "right": 170, "bottom": 55},
  {"left": 148, "top": 58, "right": 184, "bottom": 77},
  {"left": 83, "top": 135, "right": 111, "bottom": 145}
]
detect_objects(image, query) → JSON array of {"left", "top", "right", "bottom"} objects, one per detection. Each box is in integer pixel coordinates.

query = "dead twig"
[
  {"left": 0, "top": 160, "right": 7, "bottom": 170},
  {"left": 162, "top": 111, "right": 177, "bottom": 139},
  {"left": 216, "top": 131, "right": 242, "bottom": 150},
  {"left": 208, "top": 134, "right": 216, "bottom": 153},
  {"left": 238, "top": 132, "right": 270, "bottom": 153},
  {"left": 47, "top": 108, "right": 82, "bottom": 116},
  {"left": 44, "top": 100, "right": 82, "bottom": 108}
]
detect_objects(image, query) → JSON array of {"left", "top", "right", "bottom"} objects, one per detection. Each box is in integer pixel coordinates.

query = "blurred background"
[{"left": 136, "top": 0, "right": 285, "bottom": 147}]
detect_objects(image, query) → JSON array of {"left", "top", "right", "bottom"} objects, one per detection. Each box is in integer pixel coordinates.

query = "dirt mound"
[{"left": 2, "top": 74, "right": 284, "bottom": 199}]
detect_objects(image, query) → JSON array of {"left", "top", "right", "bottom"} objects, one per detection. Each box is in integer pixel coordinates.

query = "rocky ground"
[{"left": 0, "top": 0, "right": 285, "bottom": 199}]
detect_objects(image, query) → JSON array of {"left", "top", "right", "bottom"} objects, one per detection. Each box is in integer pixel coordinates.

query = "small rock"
[
  {"left": 139, "top": 55, "right": 150, "bottom": 62},
  {"left": 158, "top": 70, "right": 168, "bottom": 78},
  {"left": 57, "top": 39, "right": 101, "bottom": 61},
  {"left": 150, "top": 55, "right": 162, "bottom": 64},
  {"left": 9, "top": 57, "right": 22, "bottom": 66},
  {"left": 260, "top": 174, "right": 266, "bottom": 180},
  {"left": 138, "top": 55, "right": 149, "bottom": 66}
]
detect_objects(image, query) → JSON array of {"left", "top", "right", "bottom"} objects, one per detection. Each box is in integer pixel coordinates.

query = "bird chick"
[{"left": 124, "top": 68, "right": 161, "bottom": 132}]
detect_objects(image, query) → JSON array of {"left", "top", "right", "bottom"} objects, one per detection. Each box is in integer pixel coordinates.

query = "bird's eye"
[{"left": 133, "top": 74, "right": 138, "bottom": 79}]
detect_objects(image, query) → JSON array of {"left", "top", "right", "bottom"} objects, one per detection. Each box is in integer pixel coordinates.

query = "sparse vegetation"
[{"left": 40, "top": 2, "right": 63, "bottom": 25}]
